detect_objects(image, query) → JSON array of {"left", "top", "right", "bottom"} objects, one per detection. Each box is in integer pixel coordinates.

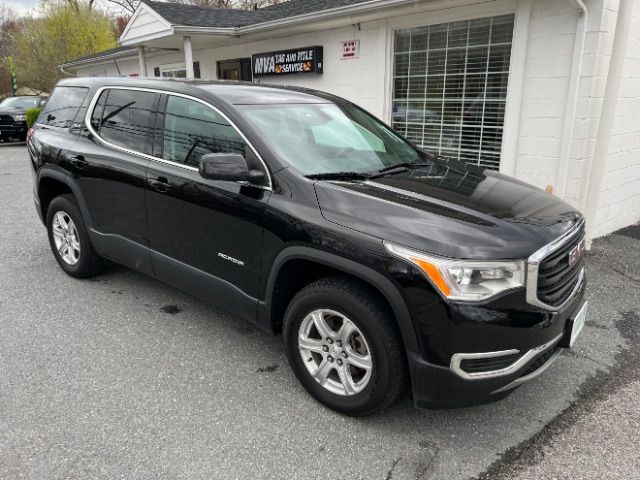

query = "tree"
[
  {"left": 60, "top": 0, "right": 97, "bottom": 9},
  {"left": 99, "top": 0, "right": 286, "bottom": 14},
  {"left": 0, "top": 2, "right": 19, "bottom": 97},
  {"left": 99, "top": 0, "right": 138, "bottom": 13},
  {"left": 14, "top": 3, "right": 117, "bottom": 93},
  {"left": 170, "top": 0, "right": 286, "bottom": 8},
  {"left": 114, "top": 13, "right": 129, "bottom": 37}
]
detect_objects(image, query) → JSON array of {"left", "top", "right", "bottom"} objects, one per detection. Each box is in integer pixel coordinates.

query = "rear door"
[
  {"left": 146, "top": 93, "right": 271, "bottom": 320},
  {"left": 66, "top": 87, "right": 159, "bottom": 274}
]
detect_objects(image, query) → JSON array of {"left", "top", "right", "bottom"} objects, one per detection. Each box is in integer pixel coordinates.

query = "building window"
[
  {"left": 161, "top": 67, "right": 187, "bottom": 78},
  {"left": 392, "top": 14, "right": 515, "bottom": 170},
  {"left": 158, "top": 62, "right": 201, "bottom": 79}
]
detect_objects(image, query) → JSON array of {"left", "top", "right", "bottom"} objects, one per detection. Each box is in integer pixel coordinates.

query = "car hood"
[
  {"left": 0, "top": 108, "right": 25, "bottom": 115},
  {"left": 314, "top": 161, "right": 583, "bottom": 259}
]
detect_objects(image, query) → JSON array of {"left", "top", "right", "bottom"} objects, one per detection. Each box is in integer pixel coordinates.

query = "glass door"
[{"left": 217, "top": 58, "right": 252, "bottom": 81}]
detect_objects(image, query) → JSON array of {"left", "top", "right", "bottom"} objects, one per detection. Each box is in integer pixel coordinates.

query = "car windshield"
[
  {"left": 0, "top": 97, "right": 41, "bottom": 109},
  {"left": 239, "top": 102, "right": 423, "bottom": 175}
]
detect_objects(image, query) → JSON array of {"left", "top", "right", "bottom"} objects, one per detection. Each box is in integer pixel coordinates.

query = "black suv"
[
  {"left": 28, "top": 78, "right": 587, "bottom": 416},
  {"left": 0, "top": 95, "right": 47, "bottom": 141}
]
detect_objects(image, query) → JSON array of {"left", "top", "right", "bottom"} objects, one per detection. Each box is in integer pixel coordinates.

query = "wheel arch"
[
  {"left": 37, "top": 168, "right": 93, "bottom": 228},
  {"left": 259, "top": 246, "right": 421, "bottom": 357}
]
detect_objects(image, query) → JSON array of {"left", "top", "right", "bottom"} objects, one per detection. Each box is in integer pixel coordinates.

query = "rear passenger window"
[
  {"left": 162, "top": 95, "right": 247, "bottom": 168},
  {"left": 39, "top": 86, "right": 89, "bottom": 129},
  {"left": 97, "top": 89, "right": 158, "bottom": 156}
]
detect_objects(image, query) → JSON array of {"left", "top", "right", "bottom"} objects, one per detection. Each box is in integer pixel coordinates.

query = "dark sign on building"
[{"left": 252, "top": 46, "right": 323, "bottom": 77}]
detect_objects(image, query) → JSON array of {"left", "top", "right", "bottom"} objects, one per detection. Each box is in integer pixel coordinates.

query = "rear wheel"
[
  {"left": 46, "top": 195, "right": 103, "bottom": 278},
  {"left": 283, "top": 277, "right": 407, "bottom": 416}
]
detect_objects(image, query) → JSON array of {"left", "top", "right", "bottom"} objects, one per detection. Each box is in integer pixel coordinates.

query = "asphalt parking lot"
[{"left": 1, "top": 143, "right": 639, "bottom": 479}]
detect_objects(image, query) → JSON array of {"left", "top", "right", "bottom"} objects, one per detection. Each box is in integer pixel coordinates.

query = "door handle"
[
  {"left": 67, "top": 153, "right": 88, "bottom": 169},
  {"left": 149, "top": 177, "right": 172, "bottom": 193}
]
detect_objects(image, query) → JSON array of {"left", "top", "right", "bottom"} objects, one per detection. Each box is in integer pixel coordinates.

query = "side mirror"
[{"left": 199, "top": 153, "right": 265, "bottom": 185}]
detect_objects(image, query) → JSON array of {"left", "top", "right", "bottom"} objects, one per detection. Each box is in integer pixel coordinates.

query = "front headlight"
[
  {"left": 384, "top": 241, "right": 525, "bottom": 302},
  {"left": 12, "top": 114, "right": 26, "bottom": 122}
]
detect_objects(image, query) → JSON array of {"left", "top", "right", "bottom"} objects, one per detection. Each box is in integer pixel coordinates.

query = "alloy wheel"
[
  {"left": 298, "top": 309, "right": 373, "bottom": 396},
  {"left": 51, "top": 211, "right": 81, "bottom": 266}
]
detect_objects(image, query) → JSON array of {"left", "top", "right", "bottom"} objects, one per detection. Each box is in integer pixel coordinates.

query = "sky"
[
  {"left": 3, "top": 0, "right": 127, "bottom": 17},
  {"left": 4, "top": 0, "right": 39, "bottom": 17}
]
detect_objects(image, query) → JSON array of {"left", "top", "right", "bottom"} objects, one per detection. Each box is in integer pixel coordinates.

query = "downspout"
[
  {"left": 583, "top": 0, "right": 635, "bottom": 245},
  {"left": 554, "top": 0, "right": 588, "bottom": 198}
]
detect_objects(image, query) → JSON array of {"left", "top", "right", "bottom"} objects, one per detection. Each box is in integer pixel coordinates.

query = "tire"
[
  {"left": 283, "top": 276, "right": 408, "bottom": 416},
  {"left": 46, "top": 194, "right": 103, "bottom": 278}
]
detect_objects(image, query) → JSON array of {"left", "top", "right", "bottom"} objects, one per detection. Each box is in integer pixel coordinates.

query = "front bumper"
[
  {"left": 409, "top": 292, "right": 586, "bottom": 409},
  {"left": 0, "top": 123, "right": 28, "bottom": 138}
]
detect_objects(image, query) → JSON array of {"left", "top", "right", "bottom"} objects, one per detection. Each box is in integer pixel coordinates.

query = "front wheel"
[{"left": 283, "top": 277, "right": 407, "bottom": 416}]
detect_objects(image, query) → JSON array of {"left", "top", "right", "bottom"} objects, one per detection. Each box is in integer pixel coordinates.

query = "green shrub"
[{"left": 25, "top": 108, "right": 41, "bottom": 128}]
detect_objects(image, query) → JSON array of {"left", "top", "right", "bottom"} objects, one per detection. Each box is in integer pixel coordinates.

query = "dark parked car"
[
  {"left": 28, "top": 78, "right": 587, "bottom": 416},
  {"left": 0, "top": 95, "right": 47, "bottom": 142}
]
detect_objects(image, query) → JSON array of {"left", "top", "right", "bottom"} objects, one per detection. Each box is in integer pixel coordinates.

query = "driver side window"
[{"left": 163, "top": 95, "right": 247, "bottom": 168}]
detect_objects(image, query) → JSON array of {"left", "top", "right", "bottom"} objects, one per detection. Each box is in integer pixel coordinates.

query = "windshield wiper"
[
  {"left": 369, "top": 161, "right": 431, "bottom": 178},
  {"left": 305, "top": 172, "right": 370, "bottom": 181}
]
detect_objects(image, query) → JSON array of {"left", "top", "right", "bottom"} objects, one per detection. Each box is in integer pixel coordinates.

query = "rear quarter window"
[
  {"left": 90, "top": 88, "right": 158, "bottom": 156},
  {"left": 39, "top": 86, "right": 89, "bottom": 129}
]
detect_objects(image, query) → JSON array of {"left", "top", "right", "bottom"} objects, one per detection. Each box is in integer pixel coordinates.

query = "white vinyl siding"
[{"left": 391, "top": 14, "right": 515, "bottom": 170}]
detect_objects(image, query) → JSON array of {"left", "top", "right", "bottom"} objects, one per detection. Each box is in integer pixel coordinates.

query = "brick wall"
[
  {"left": 592, "top": 0, "right": 640, "bottom": 237},
  {"left": 515, "top": 0, "right": 610, "bottom": 200}
]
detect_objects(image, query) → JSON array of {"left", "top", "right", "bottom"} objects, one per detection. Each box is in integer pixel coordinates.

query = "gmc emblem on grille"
[{"left": 568, "top": 239, "right": 586, "bottom": 267}]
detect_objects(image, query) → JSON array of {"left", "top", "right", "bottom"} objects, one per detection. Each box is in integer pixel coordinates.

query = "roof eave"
[
  {"left": 172, "top": 25, "right": 240, "bottom": 36},
  {"left": 59, "top": 48, "right": 138, "bottom": 69}
]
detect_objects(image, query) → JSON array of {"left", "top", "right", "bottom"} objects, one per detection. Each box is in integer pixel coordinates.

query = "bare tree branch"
[
  {"left": 99, "top": 0, "right": 285, "bottom": 14},
  {"left": 100, "top": 0, "right": 139, "bottom": 14}
]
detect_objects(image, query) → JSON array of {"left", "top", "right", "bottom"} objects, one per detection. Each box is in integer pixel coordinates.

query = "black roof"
[
  {"left": 144, "top": 0, "right": 374, "bottom": 28},
  {"left": 57, "top": 77, "right": 337, "bottom": 105}
]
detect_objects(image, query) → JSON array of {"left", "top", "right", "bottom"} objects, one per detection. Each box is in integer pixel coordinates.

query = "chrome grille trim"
[{"left": 526, "top": 218, "right": 586, "bottom": 311}]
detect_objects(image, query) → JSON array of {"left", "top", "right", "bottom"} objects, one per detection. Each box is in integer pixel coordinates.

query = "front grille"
[
  {"left": 537, "top": 229, "right": 585, "bottom": 307},
  {"left": 460, "top": 352, "right": 525, "bottom": 374},
  {"left": 0, "top": 114, "right": 14, "bottom": 126}
]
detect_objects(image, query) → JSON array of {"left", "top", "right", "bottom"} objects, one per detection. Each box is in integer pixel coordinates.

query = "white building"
[{"left": 60, "top": 0, "right": 640, "bottom": 243}]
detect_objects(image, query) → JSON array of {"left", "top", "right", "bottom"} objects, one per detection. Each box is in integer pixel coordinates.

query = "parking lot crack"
[{"left": 385, "top": 457, "right": 402, "bottom": 480}]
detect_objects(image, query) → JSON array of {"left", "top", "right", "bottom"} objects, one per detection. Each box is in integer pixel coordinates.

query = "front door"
[
  {"left": 146, "top": 93, "right": 270, "bottom": 321},
  {"left": 217, "top": 58, "right": 252, "bottom": 81}
]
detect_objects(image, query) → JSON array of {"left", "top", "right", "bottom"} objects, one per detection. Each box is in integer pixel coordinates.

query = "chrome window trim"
[
  {"left": 525, "top": 217, "right": 586, "bottom": 311},
  {"left": 450, "top": 332, "right": 563, "bottom": 380},
  {"left": 84, "top": 85, "right": 273, "bottom": 190}
]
